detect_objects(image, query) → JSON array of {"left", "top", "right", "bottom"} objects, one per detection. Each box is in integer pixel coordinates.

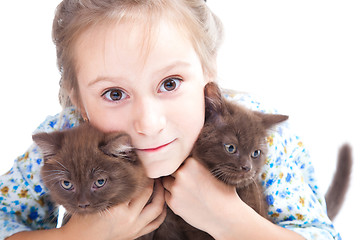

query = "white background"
[{"left": 0, "top": 1, "right": 358, "bottom": 239}]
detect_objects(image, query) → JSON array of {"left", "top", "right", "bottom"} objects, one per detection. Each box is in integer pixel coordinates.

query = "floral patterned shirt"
[{"left": 0, "top": 93, "right": 341, "bottom": 239}]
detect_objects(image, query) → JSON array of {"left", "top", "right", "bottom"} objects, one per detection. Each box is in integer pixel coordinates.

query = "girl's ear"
[
  {"left": 69, "top": 88, "right": 78, "bottom": 108},
  {"left": 100, "top": 133, "right": 134, "bottom": 159},
  {"left": 69, "top": 88, "right": 88, "bottom": 121},
  {"left": 32, "top": 131, "right": 64, "bottom": 160}
]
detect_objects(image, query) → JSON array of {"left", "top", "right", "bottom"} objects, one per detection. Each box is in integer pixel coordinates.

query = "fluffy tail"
[{"left": 325, "top": 144, "right": 352, "bottom": 220}]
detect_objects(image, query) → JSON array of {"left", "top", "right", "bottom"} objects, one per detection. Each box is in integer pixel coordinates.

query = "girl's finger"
[
  {"left": 128, "top": 179, "right": 154, "bottom": 212},
  {"left": 140, "top": 179, "right": 166, "bottom": 220},
  {"left": 135, "top": 206, "right": 167, "bottom": 238},
  {"left": 161, "top": 175, "right": 175, "bottom": 192},
  {"left": 150, "top": 179, "right": 165, "bottom": 205}
]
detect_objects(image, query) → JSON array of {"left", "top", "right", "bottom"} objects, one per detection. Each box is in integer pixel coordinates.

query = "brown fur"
[
  {"left": 32, "top": 123, "right": 150, "bottom": 217},
  {"left": 325, "top": 144, "right": 352, "bottom": 220},
  {"left": 188, "top": 82, "right": 288, "bottom": 238},
  {"left": 194, "top": 82, "right": 288, "bottom": 219}
]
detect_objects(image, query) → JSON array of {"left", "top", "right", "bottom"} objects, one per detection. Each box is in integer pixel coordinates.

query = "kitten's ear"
[
  {"left": 100, "top": 133, "right": 134, "bottom": 158},
  {"left": 32, "top": 131, "right": 64, "bottom": 160},
  {"left": 204, "top": 82, "right": 224, "bottom": 120},
  {"left": 257, "top": 112, "right": 289, "bottom": 129}
]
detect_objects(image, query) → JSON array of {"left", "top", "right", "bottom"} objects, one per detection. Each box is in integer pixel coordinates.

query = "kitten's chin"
[
  {"left": 217, "top": 170, "right": 257, "bottom": 188},
  {"left": 64, "top": 205, "right": 105, "bottom": 216},
  {"left": 235, "top": 178, "right": 255, "bottom": 188}
]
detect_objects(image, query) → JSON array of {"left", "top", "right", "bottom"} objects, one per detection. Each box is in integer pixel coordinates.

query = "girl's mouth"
[{"left": 137, "top": 139, "right": 176, "bottom": 153}]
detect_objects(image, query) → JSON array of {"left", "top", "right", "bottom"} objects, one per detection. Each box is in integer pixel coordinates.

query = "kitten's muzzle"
[
  {"left": 78, "top": 202, "right": 91, "bottom": 209},
  {"left": 241, "top": 165, "right": 251, "bottom": 172}
]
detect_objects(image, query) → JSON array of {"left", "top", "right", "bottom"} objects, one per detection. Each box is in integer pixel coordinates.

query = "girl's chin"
[{"left": 144, "top": 161, "right": 182, "bottom": 179}]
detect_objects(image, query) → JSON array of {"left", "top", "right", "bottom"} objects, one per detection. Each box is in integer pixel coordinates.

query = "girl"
[{"left": 1, "top": 0, "right": 340, "bottom": 239}]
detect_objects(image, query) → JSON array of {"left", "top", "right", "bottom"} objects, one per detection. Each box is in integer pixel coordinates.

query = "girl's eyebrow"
[
  {"left": 87, "top": 76, "right": 124, "bottom": 87},
  {"left": 87, "top": 60, "right": 191, "bottom": 87},
  {"left": 153, "top": 60, "right": 191, "bottom": 76}
]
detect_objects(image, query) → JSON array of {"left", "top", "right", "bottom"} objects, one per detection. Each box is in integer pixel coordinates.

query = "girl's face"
[{"left": 74, "top": 20, "right": 208, "bottom": 178}]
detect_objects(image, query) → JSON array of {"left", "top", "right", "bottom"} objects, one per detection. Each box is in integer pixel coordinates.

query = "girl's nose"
[{"left": 133, "top": 98, "right": 166, "bottom": 136}]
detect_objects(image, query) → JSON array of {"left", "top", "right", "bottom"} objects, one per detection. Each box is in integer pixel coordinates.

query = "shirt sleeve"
[
  {"left": 223, "top": 91, "right": 341, "bottom": 240},
  {"left": 0, "top": 107, "right": 79, "bottom": 240},
  {"left": 262, "top": 121, "right": 341, "bottom": 239}
]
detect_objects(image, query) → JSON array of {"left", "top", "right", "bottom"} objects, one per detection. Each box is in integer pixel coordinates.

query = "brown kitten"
[
  {"left": 193, "top": 82, "right": 288, "bottom": 218},
  {"left": 32, "top": 123, "right": 150, "bottom": 217}
]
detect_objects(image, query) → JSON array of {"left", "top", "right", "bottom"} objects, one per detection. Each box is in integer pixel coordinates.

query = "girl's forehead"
[
  {"left": 75, "top": 18, "right": 194, "bottom": 62},
  {"left": 73, "top": 18, "right": 201, "bottom": 83}
]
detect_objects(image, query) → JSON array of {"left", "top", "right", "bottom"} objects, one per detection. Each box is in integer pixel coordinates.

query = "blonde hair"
[{"left": 52, "top": 0, "right": 223, "bottom": 108}]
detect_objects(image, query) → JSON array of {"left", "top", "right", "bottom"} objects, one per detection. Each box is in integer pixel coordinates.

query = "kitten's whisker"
[
  {"left": 41, "top": 177, "right": 59, "bottom": 184},
  {"left": 41, "top": 176, "right": 63, "bottom": 184},
  {"left": 42, "top": 169, "right": 67, "bottom": 172},
  {"left": 105, "top": 208, "right": 112, "bottom": 217},
  {"left": 41, "top": 173, "right": 65, "bottom": 179},
  {"left": 97, "top": 210, "right": 104, "bottom": 218},
  {"left": 94, "top": 168, "right": 109, "bottom": 174},
  {"left": 53, "top": 160, "right": 69, "bottom": 171},
  {"left": 251, "top": 177, "right": 265, "bottom": 213},
  {"left": 43, "top": 180, "right": 61, "bottom": 189},
  {"left": 211, "top": 168, "right": 226, "bottom": 178},
  {"left": 98, "top": 207, "right": 113, "bottom": 219},
  {"left": 211, "top": 168, "right": 225, "bottom": 180}
]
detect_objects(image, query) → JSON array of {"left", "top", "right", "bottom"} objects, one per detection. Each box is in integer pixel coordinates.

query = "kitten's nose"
[
  {"left": 78, "top": 202, "right": 90, "bottom": 209},
  {"left": 241, "top": 166, "right": 251, "bottom": 172}
]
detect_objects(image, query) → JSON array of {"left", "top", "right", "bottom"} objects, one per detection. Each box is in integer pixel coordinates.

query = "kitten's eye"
[
  {"left": 251, "top": 150, "right": 261, "bottom": 158},
  {"left": 60, "top": 180, "right": 73, "bottom": 190},
  {"left": 102, "top": 89, "right": 128, "bottom": 102},
  {"left": 224, "top": 144, "right": 237, "bottom": 154},
  {"left": 159, "top": 77, "right": 182, "bottom": 92},
  {"left": 94, "top": 178, "right": 107, "bottom": 188}
]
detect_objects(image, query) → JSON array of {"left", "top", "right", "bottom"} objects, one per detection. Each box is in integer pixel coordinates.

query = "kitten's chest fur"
[{"left": 236, "top": 181, "right": 269, "bottom": 218}]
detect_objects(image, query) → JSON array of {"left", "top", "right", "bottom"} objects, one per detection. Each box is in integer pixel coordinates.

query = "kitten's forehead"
[
  {"left": 217, "top": 113, "right": 267, "bottom": 152},
  {"left": 46, "top": 146, "right": 105, "bottom": 182}
]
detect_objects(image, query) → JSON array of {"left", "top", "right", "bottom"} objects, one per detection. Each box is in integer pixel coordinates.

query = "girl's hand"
[
  {"left": 162, "top": 159, "right": 306, "bottom": 240},
  {"left": 162, "top": 158, "right": 242, "bottom": 238},
  {"left": 61, "top": 179, "right": 166, "bottom": 240}
]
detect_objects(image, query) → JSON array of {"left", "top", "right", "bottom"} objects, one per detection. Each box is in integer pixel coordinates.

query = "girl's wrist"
[
  {"left": 60, "top": 215, "right": 108, "bottom": 240},
  {"left": 205, "top": 193, "right": 248, "bottom": 239},
  {"left": 209, "top": 196, "right": 305, "bottom": 240},
  {"left": 7, "top": 228, "right": 65, "bottom": 240}
]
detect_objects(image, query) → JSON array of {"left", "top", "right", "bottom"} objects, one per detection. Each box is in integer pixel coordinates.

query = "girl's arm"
[{"left": 7, "top": 180, "right": 166, "bottom": 240}]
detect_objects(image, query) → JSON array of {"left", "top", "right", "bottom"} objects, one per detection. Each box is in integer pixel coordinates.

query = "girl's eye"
[
  {"left": 224, "top": 144, "right": 237, "bottom": 154},
  {"left": 102, "top": 89, "right": 128, "bottom": 102},
  {"left": 60, "top": 180, "right": 73, "bottom": 190},
  {"left": 94, "top": 178, "right": 107, "bottom": 188},
  {"left": 251, "top": 150, "right": 261, "bottom": 158},
  {"left": 159, "top": 77, "right": 182, "bottom": 92}
]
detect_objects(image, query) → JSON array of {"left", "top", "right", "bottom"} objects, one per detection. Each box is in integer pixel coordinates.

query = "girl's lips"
[{"left": 137, "top": 139, "right": 176, "bottom": 153}]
